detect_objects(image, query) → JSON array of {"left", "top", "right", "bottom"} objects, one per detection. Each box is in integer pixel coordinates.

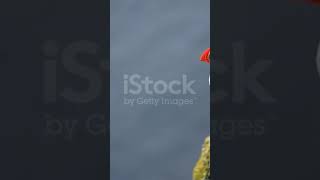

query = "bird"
[{"left": 193, "top": 48, "right": 211, "bottom": 180}]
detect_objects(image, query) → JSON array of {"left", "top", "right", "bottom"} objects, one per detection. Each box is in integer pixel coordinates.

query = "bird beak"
[{"left": 200, "top": 48, "right": 210, "bottom": 64}]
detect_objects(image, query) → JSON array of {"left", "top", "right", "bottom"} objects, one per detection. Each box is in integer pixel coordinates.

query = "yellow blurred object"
[{"left": 193, "top": 136, "right": 210, "bottom": 180}]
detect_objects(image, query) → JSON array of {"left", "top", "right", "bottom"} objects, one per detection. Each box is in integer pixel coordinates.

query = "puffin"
[{"left": 193, "top": 48, "right": 211, "bottom": 180}]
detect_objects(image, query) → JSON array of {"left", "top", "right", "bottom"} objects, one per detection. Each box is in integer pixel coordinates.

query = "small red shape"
[{"left": 200, "top": 48, "right": 210, "bottom": 64}]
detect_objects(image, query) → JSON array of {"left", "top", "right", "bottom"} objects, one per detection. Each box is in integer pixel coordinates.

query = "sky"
[{"left": 111, "top": 0, "right": 210, "bottom": 179}]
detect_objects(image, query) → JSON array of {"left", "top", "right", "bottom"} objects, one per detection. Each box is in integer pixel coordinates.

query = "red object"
[{"left": 200, "top": 48, "right": 210, "bottom": 64}]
